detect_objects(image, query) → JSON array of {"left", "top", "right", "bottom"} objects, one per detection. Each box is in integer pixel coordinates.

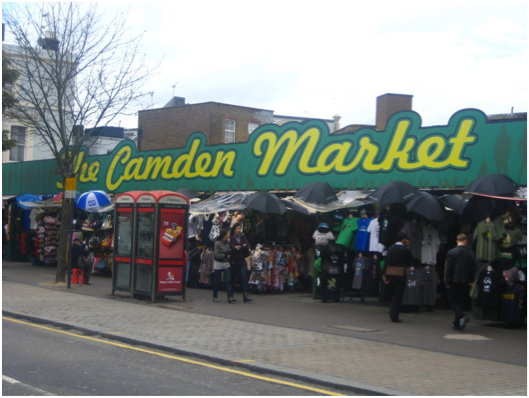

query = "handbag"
[
  {"left": 385, "top": 265, "right": 406, "bottom": 281},
  {"left": 101, "top": 214, "right": 113, "bottom": 230}
]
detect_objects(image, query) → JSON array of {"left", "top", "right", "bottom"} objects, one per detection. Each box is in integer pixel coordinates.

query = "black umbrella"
[
  {"left": 243, "top": 192, "right": 287, "bottom": 215},
  {"left": 176, "top": 188, "right": 201, "bottom": 200},
  {"left": 437, "top": 194, "right": 472, "bottom": 215},
  {"left": 462, "top": 195, "right": 508, "bottom": 224},
  {"left": 281, "top": 198, "right": 314, "bottom": 216},
  {"left": 464, "top": 174, "right": 519, "bottom": 196},
  {"left": 404, "top": 192, "right": 445, "bottom": 222},
  {"left": 294, "top": 182, "right": 338, "bottom": 204},
  {"left": 366, "top": 180, "right": 420, "bottom": 206}
]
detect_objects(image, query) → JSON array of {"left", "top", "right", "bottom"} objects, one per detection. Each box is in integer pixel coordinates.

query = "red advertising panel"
[
  {"left": 158, "top": 208, "right": 186, "bottom": 259},
  {"left": 158, "top": 267, "right": 183, "bottom": 292}
]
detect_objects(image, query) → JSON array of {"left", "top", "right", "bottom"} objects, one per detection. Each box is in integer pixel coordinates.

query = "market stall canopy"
[
  {"left": 176, "top": 188, "right": 201, "bottom": 202},
  {"left": 190, "top": 192, "right": 254, "bottom": 214},
  {"left": 515, "top": 188, "right": 527, "bottom": 200},
  {"left": 294, "top": 182, "right": 338, "bottom": 204},
  {"left": 77, "top": 190, "right": 112, "bottom": 213},
  {"left": 292, "top": 190, "right": 372, "bottom": 213},
  {"left": 464, "top": 174, "right": 519, "bottom": 197},
  {"left": 366, "top": 180, "right": 420, "bottom": 206},
  {"left": 18, "top": 199, "right": 63, "bottom": 209},
  {"left": 16, "top": 194, "right": 45, "bottom": 209},
  {"left": 52, "top": 191, "right": 80, "bottom": 203},
  {"left": 404, "top": 192, "right": 446, "bottom": 223},
  {"left": 243, "top": 192, "right": 287, "bottom": 216}
]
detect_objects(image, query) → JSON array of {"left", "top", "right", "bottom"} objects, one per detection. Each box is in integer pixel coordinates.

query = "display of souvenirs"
[
  {"left": 80, "top": 212, "right": 114, "bottom": 272},
  {"left": 248, "top": 245, "right": 300, "bottom": 294},
  {"left": 38, "top": 214, "right": 60, "bottom": 265}
]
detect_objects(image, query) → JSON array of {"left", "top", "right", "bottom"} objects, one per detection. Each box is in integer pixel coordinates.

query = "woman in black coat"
[
  {"left": 383, "top": 231, "right": 417, "bottom": 322},
  {"left": 230, "top": 223, "right": 253, "bottom": 302}
]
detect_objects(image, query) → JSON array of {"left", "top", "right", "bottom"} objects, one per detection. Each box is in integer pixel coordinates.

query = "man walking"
[{"left": 444, "top": 233, "right": 476, "bottom": 331}]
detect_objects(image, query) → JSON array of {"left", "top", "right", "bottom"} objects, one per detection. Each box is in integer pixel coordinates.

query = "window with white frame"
[
  {"left": 248, "top": 122, "right": 259, "bottom": 135},
  {"left": 225, "top": 119, "right": 236, "bottom": 143},
  {"left": 9, "top": 126, "right": 26, "bottom": 162}
]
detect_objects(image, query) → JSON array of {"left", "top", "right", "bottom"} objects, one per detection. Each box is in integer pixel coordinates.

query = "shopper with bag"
[
  {"left": 230, "top": 223, "right": 253, "bottom": 303},
  {"left": 383, "top": 231, "right": 417, "bottom": 322},
  {"left": 213, "top": 229, "right": 235, "bottom": 303}
]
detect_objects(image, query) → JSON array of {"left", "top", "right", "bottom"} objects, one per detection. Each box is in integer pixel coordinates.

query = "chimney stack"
[
  {"left": 333, "top": 114, "right": 341, "bottom": 132},
  {"left": 376, "top": 93, "right": 413, "bottom": 131}
]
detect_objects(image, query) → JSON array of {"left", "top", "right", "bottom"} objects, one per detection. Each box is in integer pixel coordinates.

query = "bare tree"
[
  {"left": 2, "top": 53, "right": 20, "bottom": 151},
  {"left": 3, "top": 3, "right": 157, "bottom": 283}
]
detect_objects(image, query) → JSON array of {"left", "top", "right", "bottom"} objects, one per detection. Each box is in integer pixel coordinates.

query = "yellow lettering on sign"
[
  {"left": 105, "top": 140, "right": 236, "bottom": 191},
  {"left": 253, "top": 128, "right": 319, "bottom": 175}
]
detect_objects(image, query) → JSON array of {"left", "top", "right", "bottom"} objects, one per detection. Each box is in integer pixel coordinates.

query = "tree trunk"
[{"left": 55, "top": 198, "right": 73, "bottom": 283}]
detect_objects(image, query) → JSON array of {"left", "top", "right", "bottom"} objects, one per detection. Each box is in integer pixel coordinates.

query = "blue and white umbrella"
[{"left": 77, "top": 190, "right": 112, "bottom": 212}]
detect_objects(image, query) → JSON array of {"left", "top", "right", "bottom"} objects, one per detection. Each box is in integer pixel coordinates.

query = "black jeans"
[
  {"left": 387, "top": 281, "right": 405, "bottom": 321},
  {"left": 213, "top": 267, "right": 233, "bottom": 299},
  {"left": 231, "top": 258, "right": 249, "bottom": 295},
  {"left": 448, "top": 283, "right": 469, "bottom": 324}
]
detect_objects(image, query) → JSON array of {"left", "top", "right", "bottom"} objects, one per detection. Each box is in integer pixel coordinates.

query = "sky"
[{"left": 4, "top": 1, "right": 528, "bottom": 130}]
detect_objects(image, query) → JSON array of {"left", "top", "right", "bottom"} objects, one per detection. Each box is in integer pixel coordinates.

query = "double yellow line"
[{"left": 3, "top": 316, "right": 345, "bottom": 396}]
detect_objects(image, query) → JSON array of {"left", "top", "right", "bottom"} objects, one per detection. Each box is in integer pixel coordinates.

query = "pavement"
[{"left": 2, "top": 260, "right": 527, "bottom": 396}]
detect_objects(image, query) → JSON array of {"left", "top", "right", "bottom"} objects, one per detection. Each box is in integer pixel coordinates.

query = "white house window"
[
  {"left": 225, "top": 119, "right": 236, "bottom": 143},
  {"left": 9, "top": 126, "right": 26, "bottom": 162},
  {"left": 248, "top": 122, "right": 259, "bottom": 135}
]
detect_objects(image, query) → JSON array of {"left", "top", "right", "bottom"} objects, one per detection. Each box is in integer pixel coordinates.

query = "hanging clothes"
[
  {"left": 421, "top": 224, "right": 440, "bottom": 265},
  {"left": 198, "top": 247, "right": 215, "bottom": 285},
  {"left": 473, "top": 219, "right": 499, "bottom": 261},
  {"left": 335, "top": 216, "right": 358, "bottom": 250},
  {"left": 362, "top": 255, "right": 380, "bottom": 295},
  {"left": 355, "top": 217, "right": 372, "bottom": 252},
  {"left": 472, "top": 267, "right": 507, "bottom": 321},
  {"left": 403, "top": 267, "right": 424, "bottom": 305},
  {"left": 421, "top": 266, "right": 440, "bottom": 306},
  {"left": 367, "top": 218, "right": 385, "bottom": 253},
  {"left": 501, "top": 284, "right": 525, "bottom": 324},
  {"left": 402, "top": 220, "right": 423, "bottom": 261},
  {"left": 351, "top": 255, "right": 369, "bottom": 290}
]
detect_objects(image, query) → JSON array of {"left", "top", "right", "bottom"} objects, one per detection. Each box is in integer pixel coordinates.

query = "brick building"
[{"left": 137, "top": 97, "right": 335, "bottom": 150}]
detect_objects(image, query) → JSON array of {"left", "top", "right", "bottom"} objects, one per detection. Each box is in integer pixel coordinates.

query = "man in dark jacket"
[
  {"left": 71, "top": 238, "right": 92, "bottom": 285},
  {"left": 383, "top": 231, "right": 417, "bottom": 323},
  {"left": 444, "top": 233, "right": 476, "bottom": 331}
]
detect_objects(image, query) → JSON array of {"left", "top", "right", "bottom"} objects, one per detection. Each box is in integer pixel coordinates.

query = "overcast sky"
[{"left": 5, "top": 1, "right": 528, "bottom": 130}]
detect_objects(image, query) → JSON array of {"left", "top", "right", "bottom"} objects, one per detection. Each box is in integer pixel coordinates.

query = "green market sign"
[{"left": 3, "top": 109, "right": 527, "bottom": 195}]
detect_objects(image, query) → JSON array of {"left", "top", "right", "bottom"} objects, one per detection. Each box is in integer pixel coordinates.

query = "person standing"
[
  {"left": 71, "top": 238, "right": 92, "bottom": 285},
  {"left": 230, "top": 223, "right": 253, "bottom": 303},
  {"left": 444, "top": 233, "right": 476, "bottom": 331},
  {"left": 383, "top": 231, "right": 416, "bottom": 322},
  {"left": 213, "top": 229, "right": 235, "bottom": 303}
]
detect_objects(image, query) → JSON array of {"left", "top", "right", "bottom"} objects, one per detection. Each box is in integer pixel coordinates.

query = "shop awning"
[
  {"left": 190, "top": 192, "right": 255, "bottom": 214},
  {"left": 18, "top": 200, "right": 63, "bottom": 209}
]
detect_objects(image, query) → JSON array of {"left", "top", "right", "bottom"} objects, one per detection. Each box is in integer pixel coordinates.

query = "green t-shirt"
[{"left": 336, "top": 217, "right": 359, "bottom": 249}]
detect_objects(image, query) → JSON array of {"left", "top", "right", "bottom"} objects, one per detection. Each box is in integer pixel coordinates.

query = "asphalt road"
[{"left": 2, "top": 318, "right": 354, "bottom": 396}]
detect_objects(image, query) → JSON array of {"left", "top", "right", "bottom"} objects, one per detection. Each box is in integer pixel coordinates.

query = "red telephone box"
[
  {"left": 113, "top": 190, "right": 189, "bottom": 302},
  {"left": 112, "top": 191, "right": 147, "bottom": 296}
]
